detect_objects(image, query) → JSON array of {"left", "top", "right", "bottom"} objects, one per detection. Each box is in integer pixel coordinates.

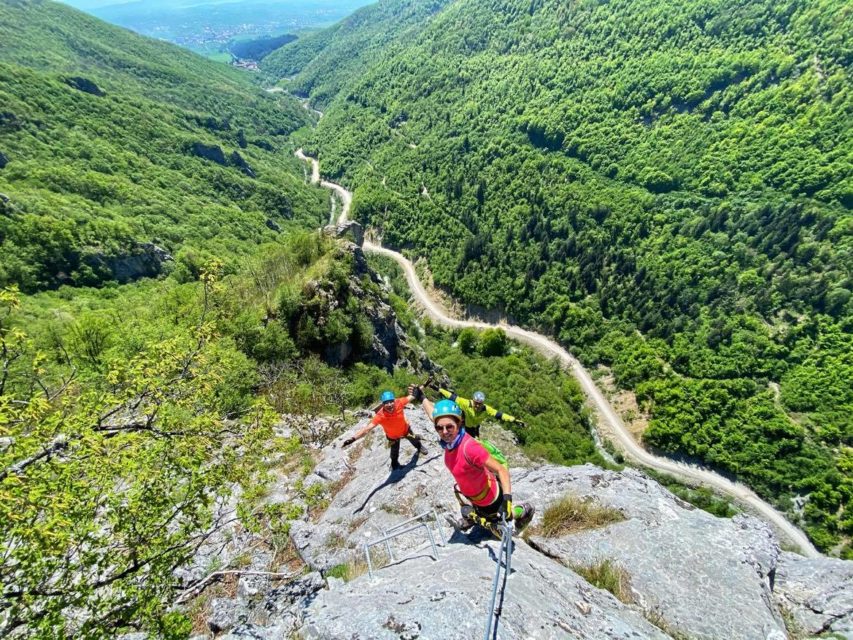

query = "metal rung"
[{"left": 364, "top": 511, "right": 445, "bottom": 577}]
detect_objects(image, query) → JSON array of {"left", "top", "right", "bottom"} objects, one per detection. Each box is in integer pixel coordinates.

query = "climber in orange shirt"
[{"left": 342, "top": 390, "right": 427, "bottom": 469}]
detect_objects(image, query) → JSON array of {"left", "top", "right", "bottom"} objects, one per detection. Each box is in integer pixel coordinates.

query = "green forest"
[
  {"left": 267, "top": 0, "right": 852, "bottom": 553},
  {"left": 0, "top": 2, "right": 594, "bottom": 636},
  {"left": 0, "top": 0, "right": 329, "bottom": 293}
]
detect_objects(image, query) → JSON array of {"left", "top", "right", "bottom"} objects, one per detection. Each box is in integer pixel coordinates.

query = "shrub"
[
  {"left": 478, "top": 328, "right": 507, "bottom": 356},
  {"left": 457, "top": 327, "right": 478, "bottom": 354}
]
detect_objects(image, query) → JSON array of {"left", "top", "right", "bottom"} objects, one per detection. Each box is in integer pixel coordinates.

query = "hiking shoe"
[
  {"left": 445, "top": 511, "right": 476, "bottom": 533},
  {"left": 514, "top": 504, "right": 535, "bottom": 531}
]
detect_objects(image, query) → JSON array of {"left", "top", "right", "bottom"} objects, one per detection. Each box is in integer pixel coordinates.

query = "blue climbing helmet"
[
  {"left": 380, "top": 390, "right": 395, "bottom": 403},
  {"left": 472, "top": 391, "right": 486, "bottom": 404},
  {"left": 432, "top": 399, "right": 463, "bottom": 423}
]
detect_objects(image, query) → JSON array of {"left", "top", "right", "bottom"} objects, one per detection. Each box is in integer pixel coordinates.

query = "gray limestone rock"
[
  {"left": 774, "top": 551, "right": 853, "bottom": 638},
  {"left": 208, "top": 596, "right": 245, "bottom": 634},
  {"left": 324, "top": 220, "right": 364, "bottom": 246},
  {"left": 519, "top": 465, "right": 787, "bottom": 640},
  {"left": 299, "top": 541, "right": 670, "bottom": 640},
  {"left": 175, "top": 410, "right": 853, "bottom": 640}
]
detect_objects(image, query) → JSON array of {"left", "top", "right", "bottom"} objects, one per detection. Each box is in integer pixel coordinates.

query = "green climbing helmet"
[
  {"left": 432, "top": 399, "right": 462, "bottom": 423},
  {"left": 380, "top": 390, "right": 395, "bottom": 403}
]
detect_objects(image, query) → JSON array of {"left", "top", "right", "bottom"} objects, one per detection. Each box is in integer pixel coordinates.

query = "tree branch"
[{"left": 0, "top": 435, "right": 68, "bottom": 481}]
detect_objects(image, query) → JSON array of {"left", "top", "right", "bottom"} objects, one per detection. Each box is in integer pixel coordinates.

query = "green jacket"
[{"left": 438, "top": 388, "right": 519, "bottom": 428}]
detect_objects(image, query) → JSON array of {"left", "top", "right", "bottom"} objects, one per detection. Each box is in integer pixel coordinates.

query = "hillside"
[
  {"left": 261, "top": 0, "right": 452, "bottom": 106},
  {"left": 0, "top": 0, "right": 331, "bottom": 291},
  {"left": 266, "top": 0, "right": 853, "bottom": 553}
]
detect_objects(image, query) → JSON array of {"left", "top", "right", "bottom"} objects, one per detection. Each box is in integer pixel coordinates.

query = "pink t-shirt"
[{"left": 443, "top": 433, "right": 499, "bottom": 506}]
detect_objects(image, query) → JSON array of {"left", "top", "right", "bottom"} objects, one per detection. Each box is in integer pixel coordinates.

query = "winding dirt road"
[{"left": 295, "top": 151, "right": 820, "bottom": 558}]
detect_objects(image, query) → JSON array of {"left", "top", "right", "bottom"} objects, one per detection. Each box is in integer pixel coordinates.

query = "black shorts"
[{"left": 473, "top": 485, "right": 504, "bottom": 519}]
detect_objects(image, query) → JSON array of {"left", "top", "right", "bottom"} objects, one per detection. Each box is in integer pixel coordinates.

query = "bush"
[
  {"left": 478, "top": 328, "right": 507, "bottom": 357},
  {"left": 457, "top": 327, "right": 478, "bottom": 354}
]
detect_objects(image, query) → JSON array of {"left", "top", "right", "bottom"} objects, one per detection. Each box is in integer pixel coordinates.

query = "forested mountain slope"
[
  {"left": 0, "top": 0, "right": 328, "bottom": 291},
  {"left": 261, "top": 0, "right": 452, "bottom": 106},
  {"left": 269, "top": 0, "right": 853, "bottom": 553}
]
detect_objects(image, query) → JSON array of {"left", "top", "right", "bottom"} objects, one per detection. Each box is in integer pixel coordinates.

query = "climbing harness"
[{"left": 483, "top": 514, "right": 514, "bottom": 640}]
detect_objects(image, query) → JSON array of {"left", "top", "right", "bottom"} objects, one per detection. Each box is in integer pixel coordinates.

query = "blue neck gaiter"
[{"left": 440, "top": 428, "right": 466, "bottom": 451}]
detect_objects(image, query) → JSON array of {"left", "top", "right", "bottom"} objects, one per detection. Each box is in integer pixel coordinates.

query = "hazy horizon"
[{"left": 54, "top": 0, "right": 375, "bottom": 58}]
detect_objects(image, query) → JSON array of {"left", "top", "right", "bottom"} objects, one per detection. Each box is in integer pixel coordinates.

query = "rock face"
[
  {"left": 64, "top": 76, "right": 105, "bottom": 96},
  {"left": 297, "top": 240, "right": 433, "bottom": 373},
  {"left": 301, "top": 543, "right": 670, "bottom": 640},
  {"left": 521, "top": 466, "right": 787, "bottom": 640},
  {"left": 84, "top": 242, "right": 173, "bottom": 283},
  {"left": 190, "top": 142, "right": 228, "bottom": 166},
  {"left": 229, "top": 150, "right": 256, "bottom": 178},
  {"left": 177, "top": 410, "right": 853, "bottom": 639},
  {"left": 774, "top": 552, "right": 853, "bottom": 637},
  {"left": 325, "top": 220, "right": 364, "bottom": 247}
]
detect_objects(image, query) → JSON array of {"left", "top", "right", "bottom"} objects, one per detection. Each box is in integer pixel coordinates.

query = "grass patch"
[
  {"left": 324, "top": 557, "right": 372, "bottom": 583},
  {"left": 571, "top": 559, "right": 633, "bottom": 603},
  {"left": 527, "top": 494, "right": 624, "bottom": 538},
  {"left": 643, "top": 607, "right": 692, "bottom": 640}
]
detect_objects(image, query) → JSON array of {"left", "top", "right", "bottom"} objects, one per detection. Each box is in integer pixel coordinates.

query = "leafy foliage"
[
  {"left": 424, "top": 328, "right": 602, "bottom": 467},
  {"left": 0, "top": 270, "right": 280, "bottom": 638}
]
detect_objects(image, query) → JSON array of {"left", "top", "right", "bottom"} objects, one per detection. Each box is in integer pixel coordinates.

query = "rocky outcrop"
[
  {"left": 64, "top": 76, "right": 106, "bottom": 97},
  {"left": 83, "top": 242, "right": 173, "bottom": 283},
  {"left": 189, "top": 142, "right": 228, "bottom": 166},
  {"left": 0, "top": 151, "right": 8, "bottom": 169},
  {"left": 174, "top": 410, "right": 853, "bottom": 640},
  {"left": 229, "top": 150, "right": 256, "bottom": 178},
  {"left": 301, "top": 543, "right": 671, "bottom": 640},
  {"left": 522, "top": 466, "right": 787, "bottom": 640},
  {"left": 774, "top": 552, "right": 853, "bottom": 637},
  {"left": 296, "top": 240, "right": 432, "bottom": 373},
  {"left": 324, "top": 220, "right": 364, "bottom": 246}
]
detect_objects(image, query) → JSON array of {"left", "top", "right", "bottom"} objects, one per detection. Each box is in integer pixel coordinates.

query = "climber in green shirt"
[{"left": 427, "top": 384, "right": 525, "bottom": 439}]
